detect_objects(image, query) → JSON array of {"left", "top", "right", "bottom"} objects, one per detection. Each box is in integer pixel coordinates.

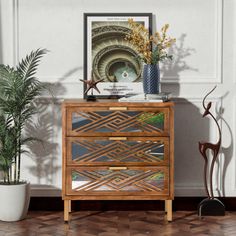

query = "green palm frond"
[
  {"left": 17, "top": 48, "right": 48, "bottom": 82},
  {"left": 0, "top": 115, "right": 16, "bottom": 179},
  {"left": 0, "top": 48, "right": 48, "bottom": 183}
]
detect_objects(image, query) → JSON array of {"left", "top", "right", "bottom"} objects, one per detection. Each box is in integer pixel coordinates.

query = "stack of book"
[{"left": 118, "top": 92, "right": 171, "bottom": 102}]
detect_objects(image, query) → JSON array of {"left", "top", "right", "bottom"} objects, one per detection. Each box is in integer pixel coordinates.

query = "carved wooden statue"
[{"left": 198, "top": 86, "right": 225, "bottom": 216}]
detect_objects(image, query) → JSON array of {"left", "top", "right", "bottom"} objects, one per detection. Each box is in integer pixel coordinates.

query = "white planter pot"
[{"left": 0, "top": 182, "right": 30, "bottom": 222}]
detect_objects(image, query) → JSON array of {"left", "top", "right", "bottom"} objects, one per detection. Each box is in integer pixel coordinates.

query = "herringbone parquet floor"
[{"left": 0, "top": 211, "right": 235, "bottom": 236}]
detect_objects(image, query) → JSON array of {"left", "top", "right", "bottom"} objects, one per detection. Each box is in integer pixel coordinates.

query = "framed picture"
[{"left": 84, "top": 13, "right": 152, "bottom": 98}]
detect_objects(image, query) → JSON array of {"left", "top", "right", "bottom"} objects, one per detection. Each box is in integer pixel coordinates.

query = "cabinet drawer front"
[
  {"left": 67, "top": 137, "right": 169, "bottom": 165},
  {"left": 67, "top": 107, "right": 169, "bottom": 136},
  {"left": 66, "top": 167, "right": 169, "bottom": 196}
]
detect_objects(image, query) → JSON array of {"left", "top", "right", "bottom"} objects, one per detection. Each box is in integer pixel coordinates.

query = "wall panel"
[{"left": 1, "top": 0, "right": 236, "bottom": 196}]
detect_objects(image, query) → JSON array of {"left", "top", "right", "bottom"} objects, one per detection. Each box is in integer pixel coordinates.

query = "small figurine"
[{"left": 80, "top": 71, "right": 104, "bottom": 101}]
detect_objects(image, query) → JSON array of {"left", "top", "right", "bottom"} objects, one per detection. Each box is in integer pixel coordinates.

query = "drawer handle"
[
  {"left": 109, "top": 137, "right": 127, "bottom": 141},
  {"left": 109, "top": 107, "right": 127, "bottom": 111},
  {"left": 109, "top": 167, "right": 128, "bottom": 170}
]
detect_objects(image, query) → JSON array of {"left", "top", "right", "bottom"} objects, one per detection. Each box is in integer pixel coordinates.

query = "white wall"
[{"left": 0, "top": 0, "right": 235, "bottom": 197}]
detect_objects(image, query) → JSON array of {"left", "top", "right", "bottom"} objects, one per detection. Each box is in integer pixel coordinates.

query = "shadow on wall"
[
  {"left": 215, "top": 93, "right": 234, "bottom": 197},
  {"left": 46, "top": 66, "right": 83, "bottom": 127},
  {"left": 158, "top": 32, "right": 207, "bottom": 193},
  {"left": 25, "top": 100, "right": 60, "bottom": 185},
  {"left": 157, "top": 32, "right": 222, "bottom": 195},
  {"left": 162, "top": 34, "right": 198, "bottom": 79},
  {"left": 158, "top": 32, "right": 232, "bottom": 196},
  {"left": 161, "top": 33, "right": 198, "bottom": 97},
  {"left": 44, "top": 67, "right": 83, "bottom": 98},
  {"left": 24, "top": 67, "right": 81, "bottom": 185},
  {"left": 174, "top": 92, "right": 233, "bottom": 197},
  {"left": 174, "top": 98, "right": 209, "bottom": 195}
]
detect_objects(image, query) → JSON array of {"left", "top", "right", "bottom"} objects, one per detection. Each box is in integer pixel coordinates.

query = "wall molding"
[
  {"left": 13, "top": 0, "right": 223, "bottom": 84},
  {"left": 234, "top": 97, "right": 236, "bottom": 190},
  {"left": 215, "top": 0, "right": 223, "bottom": 84},
  {"left": 12, "top": 0, "right": 19, "bottom": 66},
  {"left": 29, "top": 185, "right": 206, "bottom": 197},
  {"left": 9, "top": 0, "right": 234, "bottom": 198},
  {"left": 30, "top": 185, "right": 236, "bottom": 198},
  {"left": 31, "top": 186, "right": 61, "bottom": 197},
  {"left": 163, "top": 0, "right": 223, "bottom": 84}
]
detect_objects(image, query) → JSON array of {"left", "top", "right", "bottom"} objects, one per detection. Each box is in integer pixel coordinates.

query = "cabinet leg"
[
  {"left": 165, "top": 200, "right": 167, "bottom": 213},
  {"left": 165, "top": 200, "right": 172, "bottom": 222},
  {"left": 64, "top": 200, "right": 70, "bottom": 222},
  {"left": 68, "top": 200, "right": 72, "bottom": 213}
]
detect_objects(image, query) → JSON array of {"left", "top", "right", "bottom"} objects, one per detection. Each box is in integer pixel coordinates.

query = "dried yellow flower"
[{"left": 125, "top": 18, "right": 175, "bottom": 64}]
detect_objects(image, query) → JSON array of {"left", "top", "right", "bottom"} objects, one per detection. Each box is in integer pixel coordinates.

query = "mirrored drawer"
[
  {"left": 66, "top": 166, "right": 169, "bottom": 196},
  {"left": 67, "top": 137, "right": 169, "bottom": 166},
  {"left": 66, "top": 107, "right": 169, "bottom": 136}
]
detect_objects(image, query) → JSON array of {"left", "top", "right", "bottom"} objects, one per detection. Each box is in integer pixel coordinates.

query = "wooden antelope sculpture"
[
  {"left": 198, "top": 86, "right": 225, "bottom": 216},
  {"left": 198, "top": 86, "right": 221, "bottom": 198}
]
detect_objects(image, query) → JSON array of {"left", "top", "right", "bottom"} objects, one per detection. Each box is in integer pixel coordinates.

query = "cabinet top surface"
[{"left": 62, "top": 99, "right": 174, "bottom": 107}]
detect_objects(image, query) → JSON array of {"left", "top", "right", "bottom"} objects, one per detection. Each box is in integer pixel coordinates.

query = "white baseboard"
[{"left": 29, "top": 185, "right": 211, "bottom": 197}]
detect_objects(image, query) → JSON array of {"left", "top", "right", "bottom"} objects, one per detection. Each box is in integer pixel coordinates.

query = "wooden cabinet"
[{"left": 62, "top": 99, "right": 174, "bottom": 222}]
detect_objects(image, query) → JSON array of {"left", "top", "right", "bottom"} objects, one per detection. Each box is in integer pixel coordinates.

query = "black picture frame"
[{"left": 83, "top": 13, "right": 152, "bottom": 99}]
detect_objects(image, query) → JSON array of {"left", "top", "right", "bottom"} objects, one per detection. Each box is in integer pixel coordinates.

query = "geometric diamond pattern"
[
  {"left": 71, "top": 168, "right": 167, "bottom": 193},
  {"left": 71, "top": 110, "right": 165, "bottom": 134},
  {"left": 71, "top": 139, "right": 166, "bottom": 163}
]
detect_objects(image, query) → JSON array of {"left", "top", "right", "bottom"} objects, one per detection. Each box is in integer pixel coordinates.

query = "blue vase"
[{"left": 142, "top": 64, "right": 160, "bottom": 94}]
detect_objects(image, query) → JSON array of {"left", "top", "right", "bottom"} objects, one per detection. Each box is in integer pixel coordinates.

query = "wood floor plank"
[{"left": 0, "top": 211, "right": 235, "bottom": 236}]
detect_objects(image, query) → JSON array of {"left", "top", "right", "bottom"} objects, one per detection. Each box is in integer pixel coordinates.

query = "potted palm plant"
[{"left": 0, "top": 49, "right": 47, "bottom": 221}]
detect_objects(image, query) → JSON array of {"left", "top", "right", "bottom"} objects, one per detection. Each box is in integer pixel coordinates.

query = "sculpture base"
[
  {"left": 198, "top": 198, "right": 225, "bottom": 217},
  {"left": 86, "top": 95, "right": 96, "bottom": 101}
]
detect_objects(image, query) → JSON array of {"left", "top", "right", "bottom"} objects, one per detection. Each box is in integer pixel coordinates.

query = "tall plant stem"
[
  {"left": 17, "top": 129, "right": 21, "bottom": 182},
  {"left": 14, "top": 148, "right": 17, "bottom": 183},
  {"left": 6, "top": 160, "right": 10, "bottom": 184},
  {"left": 8, "top": 163, "right": 12, "bottom": 184},
  {"left": 3, "top": 163, "right": 10, "bottom": 184},
  {"left": 15, "top": 115, "right": 22, "bottom": 183},
  {"left": 13, "top": 117, "right": 18, "bottom": 183},
  {"left": 7, "top": 169, "right": 10, "bottom": 184}
]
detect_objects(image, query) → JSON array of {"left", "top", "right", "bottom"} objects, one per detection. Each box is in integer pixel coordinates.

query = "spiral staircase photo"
[{"left": 92, "top": 21, "right": 143, "bottom": 83}]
